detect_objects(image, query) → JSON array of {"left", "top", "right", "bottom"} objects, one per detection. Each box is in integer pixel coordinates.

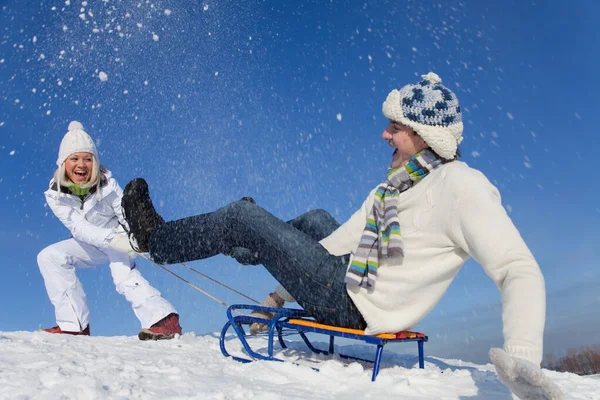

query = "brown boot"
[
  {"left": 249, "top": 292, "right": 285, "bottom": 335},
  {"left": 138, "top": 313, "right": 182, "bottom": 341}
]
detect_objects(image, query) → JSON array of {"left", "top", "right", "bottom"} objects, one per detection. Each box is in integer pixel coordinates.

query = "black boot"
[{"left": 122, "top": 178, "right": 164, "bottom": 253}]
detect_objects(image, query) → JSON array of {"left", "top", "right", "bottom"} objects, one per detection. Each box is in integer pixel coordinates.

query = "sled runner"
[{"left": 219, "top": 304, "right": 428, "bottom": 381}]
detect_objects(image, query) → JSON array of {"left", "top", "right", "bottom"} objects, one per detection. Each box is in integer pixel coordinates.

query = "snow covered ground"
[{"left": 0, "top": 331, "right": 597, "bottom": 399}]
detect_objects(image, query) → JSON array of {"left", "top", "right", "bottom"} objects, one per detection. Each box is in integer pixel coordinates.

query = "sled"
[{"left": 219, "top": 304, "right": 428, "bottom": 381}]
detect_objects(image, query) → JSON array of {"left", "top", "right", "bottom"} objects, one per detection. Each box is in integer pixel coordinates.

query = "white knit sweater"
[{"left": 320, "top": 161, "right": 546, "bottom": 365}]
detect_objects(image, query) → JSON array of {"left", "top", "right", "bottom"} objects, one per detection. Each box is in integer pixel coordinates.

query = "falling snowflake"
[
  {"left": 98, "top": 71, "right": 108, "bottom": 81},
  {"left": 336, "top": 113, "right": 342, "bottom": 122}
]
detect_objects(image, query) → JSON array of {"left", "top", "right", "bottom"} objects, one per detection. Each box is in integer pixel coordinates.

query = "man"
[{"left": 122, "top": 72, "right": 562, "bottom": 399}]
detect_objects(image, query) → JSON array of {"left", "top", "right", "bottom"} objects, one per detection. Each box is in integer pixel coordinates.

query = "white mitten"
[
  {"left": 490, "top": 348, "right": 563, "bottom": 400},
  {"left": 109, "top": 233, "right": 137, "bottom": 257}
]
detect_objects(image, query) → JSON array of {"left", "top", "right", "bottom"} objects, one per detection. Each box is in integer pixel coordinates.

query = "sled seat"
[{"left": 219, "top": 304, "right": 428, "bottom": 381}]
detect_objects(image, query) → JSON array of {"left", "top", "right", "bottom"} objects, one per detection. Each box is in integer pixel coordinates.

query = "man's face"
[{"left": 382, "top": 121, "right": 427, "bottom": 168}]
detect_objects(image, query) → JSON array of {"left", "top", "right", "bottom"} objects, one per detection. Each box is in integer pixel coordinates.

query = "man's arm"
[{"left": 451, "top": 178, "right": 545, "bottom": 364}]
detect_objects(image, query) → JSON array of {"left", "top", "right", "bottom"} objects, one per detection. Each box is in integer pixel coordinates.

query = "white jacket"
[
  {"left": 320, "top": 161, "right": 546, "bottom": 365},
  {"left": 44, "top": 170, "right": 127, "bottom": 249}
]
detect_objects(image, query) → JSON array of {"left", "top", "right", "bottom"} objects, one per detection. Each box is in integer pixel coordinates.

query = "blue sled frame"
[{"left": 219, "top": 304, "right": 428, "bottom": 381}]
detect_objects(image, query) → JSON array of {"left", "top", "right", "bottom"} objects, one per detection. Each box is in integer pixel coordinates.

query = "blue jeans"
[{"left": 148, "top": 201, "right": 366, "bottom": 329}]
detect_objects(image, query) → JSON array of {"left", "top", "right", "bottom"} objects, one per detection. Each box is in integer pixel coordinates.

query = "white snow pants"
[{"left": 37, "top": 239, "right": 177, "bottom": 332}]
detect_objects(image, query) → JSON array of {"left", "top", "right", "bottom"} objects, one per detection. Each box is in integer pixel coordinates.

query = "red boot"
[
  {"left": 138, "top": 313, "right": 182, "bottom": 341},
  {"left": 41, "top": 325, "right": 90, "bottom": 336}
]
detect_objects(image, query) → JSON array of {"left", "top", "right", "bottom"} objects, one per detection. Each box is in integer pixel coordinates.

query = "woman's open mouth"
[{"left": 72, "top": 170, "right": 89, "bottom": 181}]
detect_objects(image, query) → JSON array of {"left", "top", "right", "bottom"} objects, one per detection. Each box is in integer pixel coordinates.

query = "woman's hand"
[{"left": 109, "top": 233, "right": 137, "bottom": 256}]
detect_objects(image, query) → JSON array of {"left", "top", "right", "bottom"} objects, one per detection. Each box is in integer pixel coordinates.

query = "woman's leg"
[
  {"left": 37, "top": 239, "right": 105, "bottom": 331},
  {"left": 147, "top": 200, "right": 364, "bottom": 329},
  {"left": 106, "top": 248, "right": 177, "bottom": 328}
]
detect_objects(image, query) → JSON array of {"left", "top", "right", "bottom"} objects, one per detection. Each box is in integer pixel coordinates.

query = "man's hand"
[{"left": 490, "top": 348, "right": 563, "bottom": 400}]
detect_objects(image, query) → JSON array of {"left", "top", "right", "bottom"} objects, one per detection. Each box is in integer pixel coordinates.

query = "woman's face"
[{"left": 64, "top": 152, "right": 94, "bottom": 184}]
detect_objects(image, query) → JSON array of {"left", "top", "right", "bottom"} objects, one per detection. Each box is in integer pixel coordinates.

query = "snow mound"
[{"left": 0, "top": 331, "right": 593, "bottom": 399}]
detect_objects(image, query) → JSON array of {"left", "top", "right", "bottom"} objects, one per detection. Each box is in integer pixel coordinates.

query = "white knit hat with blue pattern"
[{"left": 382, "top": 72, "right": 463, "bottom": 159}]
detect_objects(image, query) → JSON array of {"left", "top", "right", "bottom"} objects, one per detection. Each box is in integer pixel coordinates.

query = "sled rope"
[
  {"left": 177, "top": 261, "right": 259, "bottom": 304},
  {"left": 140, "top": 254, "right": 259, "bottom": 308},
  {"left": 141, "top": 255, "right": 229, "bottom": 307}
]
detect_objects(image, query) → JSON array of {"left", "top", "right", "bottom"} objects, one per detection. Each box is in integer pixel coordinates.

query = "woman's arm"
[
  {"left": 46, "top": 192, "right": 117, "bottom": 248},
  {"left": 108, "top": 177, "right": 129, "bottom": 229}
]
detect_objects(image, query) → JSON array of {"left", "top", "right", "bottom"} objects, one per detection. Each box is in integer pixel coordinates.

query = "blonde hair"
[{"left": 53, "top": 153, "right": 104, "bottom": 191}]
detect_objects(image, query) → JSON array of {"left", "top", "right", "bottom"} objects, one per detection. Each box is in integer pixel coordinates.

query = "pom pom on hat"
[
  {"left": 421, "top": 72, "right": 442, "bottom": 84},
  {"left": 56, "top": 121, "right": 99, "bottom": 166},
  {"left": 382, "top": 72, "right": 463, "bottom": 159},
  {"left": 68, "top": 121, "right": 84, "bottom": 131}
]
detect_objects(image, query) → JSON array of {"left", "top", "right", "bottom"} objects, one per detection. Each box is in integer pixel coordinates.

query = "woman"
[
  {"left": 122, "top": 73, "right": 562, "bottom": 398},
  {"left": 37, "top": 121, "right": 181, "bottom": 340}
]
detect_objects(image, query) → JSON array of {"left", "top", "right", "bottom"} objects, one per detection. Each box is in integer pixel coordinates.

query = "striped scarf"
[{"left": 345, "top": 149, "right": 448, "bottom": 289}]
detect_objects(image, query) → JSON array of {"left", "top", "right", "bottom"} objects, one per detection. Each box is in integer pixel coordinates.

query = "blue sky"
[{"left": 0, "top": 0, "right": 598, "bottom": 364}]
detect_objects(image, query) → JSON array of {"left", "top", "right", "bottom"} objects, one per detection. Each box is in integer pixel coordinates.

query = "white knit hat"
[
  {"left": 56, "top": 121, "right": 98, "bottom": 166},
  {"left": 382, "top": 72, "right": 463, "bottom": 159}
]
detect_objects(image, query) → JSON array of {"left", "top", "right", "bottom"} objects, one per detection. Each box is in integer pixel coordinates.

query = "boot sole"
[
  {"left": 138, "top": 329, "right": 176, "bottom": 341},
  {"left": 38, "top": 328, "right": 90, "bottom": 336}
]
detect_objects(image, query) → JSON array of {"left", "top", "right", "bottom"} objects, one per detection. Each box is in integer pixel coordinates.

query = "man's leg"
[
  {"left": 287, "top": 209, "right": 341, "bottom": 241},
  {"left": 230, "top": 208, "right": 341, "bottom": 265},
  {"left": 147, "top": 200, "right": 364, "bottom": 329},
  {"left": 249, "top": 209, "right": 341, "bottom": 332}
]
